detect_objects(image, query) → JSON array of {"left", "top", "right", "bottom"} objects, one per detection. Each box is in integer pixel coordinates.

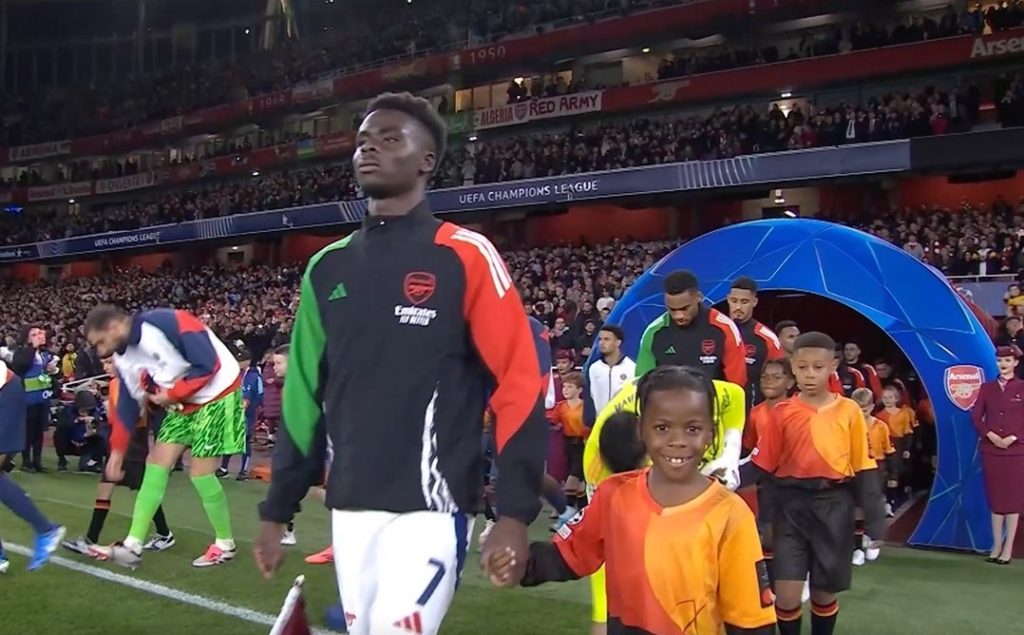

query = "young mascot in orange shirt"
[
  {"left": 752, "top": 332, "right": 885, "bottom": 635},
  {"left": 487, "top": 365, "right": 776, "bottom": 635}
]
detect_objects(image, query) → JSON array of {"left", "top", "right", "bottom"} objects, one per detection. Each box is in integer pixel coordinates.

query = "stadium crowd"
[
  {"left": 9, "top": 7, "right": 999, "bottom": 191},
  {"left": 1, "top": 1, "right": 1013, "bottom": 148},
  {"left": 656, "top": 4, "right": 985, "bottom": 81},
  {"left": 0, "top": 240, "right": 678, "bottom": 370},
  {"left": 835, "top": 195, "right": 1024, "bottom": 277},
  {"left": 5, "top": 214, "right": 1019, "bottom": 376},
  {"left": 0, "top": 77, "right": 994, "bottom": 246},
  {"left": 0, "top": 0, "right": 652, "bottom": 146}
]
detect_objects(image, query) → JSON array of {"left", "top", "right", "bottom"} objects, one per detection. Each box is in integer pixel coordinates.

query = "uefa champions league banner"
[{"left": 0, "top": 140, "right": 910, "bottom": 263}]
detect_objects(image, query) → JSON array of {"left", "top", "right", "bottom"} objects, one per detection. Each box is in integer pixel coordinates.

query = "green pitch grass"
[{"left": 0, "top": 461, "right": 1019, "bottom": 634}]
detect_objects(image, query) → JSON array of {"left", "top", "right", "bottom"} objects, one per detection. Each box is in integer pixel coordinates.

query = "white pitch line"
[{"left": 4, "top": 544, "right": 334, "bottom": 635}]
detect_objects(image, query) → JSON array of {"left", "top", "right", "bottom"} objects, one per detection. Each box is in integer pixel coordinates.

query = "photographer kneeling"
[{"left": 54, "top": 391, "right": 107, "bottom": 473}]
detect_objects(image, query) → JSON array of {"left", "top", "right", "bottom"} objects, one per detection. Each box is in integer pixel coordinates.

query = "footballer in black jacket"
[{"left": 255, "top": 92, "right": 548, "bottom": 635}]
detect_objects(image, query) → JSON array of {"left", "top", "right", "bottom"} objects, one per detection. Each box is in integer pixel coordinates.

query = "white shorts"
[{"left": 332, "top": 509, "right": 474, "bottom": 635}]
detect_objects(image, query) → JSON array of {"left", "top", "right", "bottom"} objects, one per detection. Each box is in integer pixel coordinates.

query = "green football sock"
[
  {"left": 191, "top": 473, "right": 232, "bottom": 541},
  {"left": 127, "top": 464, "right": 171, "bottom": 543}
]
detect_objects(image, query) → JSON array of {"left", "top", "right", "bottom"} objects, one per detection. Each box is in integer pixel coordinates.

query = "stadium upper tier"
[
  {"left": 2, "top": 75, "right": 1013, "bottom": 248},
  {"left": 0, "top": 0, "right": 1012, "bottom": 158},
  {"left": 2, "top": 23, "right": 1021, "bottom": 204},
  {"left": 0, "top": 0, "right": 739, "bottom": 147}
]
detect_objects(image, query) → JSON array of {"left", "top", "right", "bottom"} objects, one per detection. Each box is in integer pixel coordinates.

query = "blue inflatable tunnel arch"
[{"left": 593, "top": 218, "right": 996, "bottom": 552}]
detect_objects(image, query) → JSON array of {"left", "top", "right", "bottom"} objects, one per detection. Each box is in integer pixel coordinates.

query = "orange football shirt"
[
  {"left": 876, "top": 406, "right": 916, "bottom": 439},
  {"left": 752, "top": 396, "right": 877, "bottom": 481},
  {"left": 553, "top": 470, "right": 776, "bottom": 634},
  {"left": 554, "top": 399, "right": 589, "bottom": 439},
  {"left": 865, "top": 415, "right": 895, "bottom": 462},
  {"left": 743, "top": 400, "right": 773, "bottom": 453}
]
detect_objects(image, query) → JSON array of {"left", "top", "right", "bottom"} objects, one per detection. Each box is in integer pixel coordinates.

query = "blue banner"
[
  {"left": 0, "top": 140, "right": 910, "bottom": 263},
  {"left": 951, "top": 279, "right": 1013, "bottom": 318}
]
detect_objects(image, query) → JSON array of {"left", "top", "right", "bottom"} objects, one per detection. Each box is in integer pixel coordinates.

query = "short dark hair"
[
  {"left": 364, "top": 92, "right": 447, "bottom": 172},
  {"left": 763, "top": 357, "right": 793, "bottom": 378},
  {"left": 731, "top": 276, "right": 758, "bottom": 293},
  {"left": 20, "top": 324, "right": 44, "bottom": 343},
  {"left": 774, "top": 320, "right": 798, "bottom": 333},
  {"left": 599, "top": 411, "right": 646, "bottom": 474},
  {"left": 664, "top": 270, "right": 699, "bottom": 295},
  {"left": 274, "top": 344, "right": 290, "bottom": 356},
  {"left": 83, "top": 304, "right": 127, "bottom": 334},
  {"left": 600, "top": 324, "right": 625, "bottom": 341},
  {"left": 793, "top": 331, "right": 837, "bottom": 353}
]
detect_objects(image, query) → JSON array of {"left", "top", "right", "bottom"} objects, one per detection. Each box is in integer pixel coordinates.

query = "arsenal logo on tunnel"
[
  {"left": 404, "top": 272, "right": 436, "bottom": 305},
  {"left": 944, "top": 364, "right": 984, "bottom": 411}
]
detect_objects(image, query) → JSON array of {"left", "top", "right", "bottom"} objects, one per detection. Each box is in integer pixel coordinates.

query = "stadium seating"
[{"left": 3, "top": 76, "right": 1009, "bottom": 246}]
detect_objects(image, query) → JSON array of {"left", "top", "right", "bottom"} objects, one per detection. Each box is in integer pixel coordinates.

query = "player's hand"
[
  {"left": 480, "top": 517, "right": 528, "bottom": 587},
  {"left": 105, "top": 454, "right": 124, "bottom": 483},
  {"left": 564, "top": 475, "right": 582, "bottom": 494},
  {"left": 253, "top": 521, "right": 287, "bottom": 580},
  {"left": 149, "top": 390, "right": 175, "bottom": 408},
  {"left": 701, "top": 458, "right": 740, "bottom": 491},
  {"left": 485, "top": 546, "right": 518, "bottom": 587}
]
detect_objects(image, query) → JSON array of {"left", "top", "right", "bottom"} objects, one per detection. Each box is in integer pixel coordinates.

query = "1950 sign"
[{"left": 465, "top": 44, "right": 507, "bottom": 66}]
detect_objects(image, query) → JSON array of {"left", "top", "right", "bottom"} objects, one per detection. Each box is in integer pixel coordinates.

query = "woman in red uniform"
[{"left": 971, "top": 346, "right": 1024, "bottom": 565}]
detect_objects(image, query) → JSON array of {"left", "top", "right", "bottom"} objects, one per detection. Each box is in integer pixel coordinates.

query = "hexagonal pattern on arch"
[{"left": 593, "top": 218, "right": 996, "bottom": 552}]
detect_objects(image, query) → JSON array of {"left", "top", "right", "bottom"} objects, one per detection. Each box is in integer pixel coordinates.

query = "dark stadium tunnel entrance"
[
  {"left": 711, "top": 291, "right": 901, "bottom": 371},
  {"left": 591, "top": 218, "right": 999, "bottom": 553}
]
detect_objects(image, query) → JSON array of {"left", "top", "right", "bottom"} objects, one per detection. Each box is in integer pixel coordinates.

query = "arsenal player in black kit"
[
  {"left": 726, "top": 277, "right": 784, "bottom": 405},
  {"left": 255, "top": 92, "right": 547, "bottom": 635}
]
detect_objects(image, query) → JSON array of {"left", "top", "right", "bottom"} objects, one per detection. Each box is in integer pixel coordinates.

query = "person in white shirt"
[
  {"left": 0, "top": 335, "right": 14, "bottom": 364},
  {"left": 595, "top": 295, "right": 615, "bottom": 313},
  {"left": 584, "top": 325, "right": 636, "bottom": 425}
]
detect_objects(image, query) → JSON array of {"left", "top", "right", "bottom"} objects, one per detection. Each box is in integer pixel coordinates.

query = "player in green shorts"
[{"left": 84, "top": 305, "right": 246, "bottom": 568}]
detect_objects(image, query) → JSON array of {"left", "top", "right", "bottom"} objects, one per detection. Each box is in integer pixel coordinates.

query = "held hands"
[
  {"left": 987, "top": 432, "right": 1018, "bottom": 449},
  {"left": 479, "top": 517, "right": 528, "bottom": 589},
  {"left": 253, "top": 521, "right": 287, "bottom": 580},
  {"left": 484, "top": 546, "right": 518, "bottom": 587}
]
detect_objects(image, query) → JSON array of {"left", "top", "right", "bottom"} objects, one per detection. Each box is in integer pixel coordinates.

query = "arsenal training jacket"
[{"left": 259, "top": 200, "right": 548, "bottom": 525}]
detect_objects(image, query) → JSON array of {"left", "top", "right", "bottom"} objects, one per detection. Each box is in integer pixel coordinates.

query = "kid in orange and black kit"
[
  {"left": 742, "top": 357, "right": 794, "bottom": 584},
  {"left": 487, "top": 366, "right": 776, "bottom": 635},
  {"left": 752, "top": 332, "right": 885, "bottom": 635}
]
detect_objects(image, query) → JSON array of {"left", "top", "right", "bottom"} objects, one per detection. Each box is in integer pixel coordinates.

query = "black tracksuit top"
[{"left": 259, "top": 200, "right": 548, "bottom": 525}]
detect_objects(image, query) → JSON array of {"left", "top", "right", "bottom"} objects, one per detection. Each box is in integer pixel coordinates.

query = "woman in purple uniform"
[{"left": 972, "top": 346, "right": 1024, "bottom": 565}]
